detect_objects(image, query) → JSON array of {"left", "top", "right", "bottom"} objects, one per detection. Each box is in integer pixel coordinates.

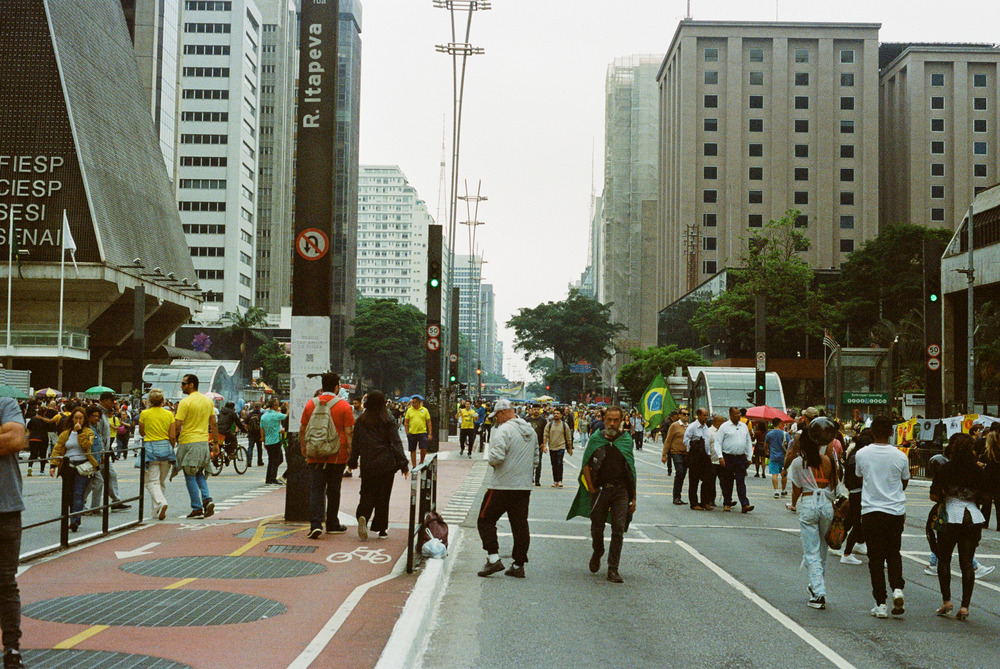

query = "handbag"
[
  {"left": 824, "top": 495, "right": 850, "bottom": 549},
  {"left": 74, "top": 461, "right": 97, "bottom": 477}
]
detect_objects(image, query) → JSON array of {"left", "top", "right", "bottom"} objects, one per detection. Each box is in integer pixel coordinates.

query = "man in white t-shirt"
[{"left": 854, "top": 414, "right": 909, "bottom": 619}]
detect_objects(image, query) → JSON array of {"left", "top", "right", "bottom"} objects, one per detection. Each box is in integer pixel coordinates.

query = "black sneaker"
[
  {"left": 378, "top": 530, "right": 388, "bottom": 538},
  {"left": 4, "top": 648, "right": 24, "bottom": 669},
  {"left": 326, "top": 524, "right": 348, "bottom": 534},
  {"left": 478, "top": 560, "right": 504, "bottom": 577},
  {"left": 808, "top": 595, "right": 826, "bottom": 609},
  {"left": 504, "top": 563, "right": 525, "bottom": 578},
  {"left": 186, "top": 508, "right": 204, "bottom": 518},
  {"left": 202, "top": 499, "right": 215, "bottom": 518},
  {"left": 308, "top": 528, "right": 322, "bottom": 539},
  {"left": 672, "top": 498, "right": 685, "bottom": 505}
]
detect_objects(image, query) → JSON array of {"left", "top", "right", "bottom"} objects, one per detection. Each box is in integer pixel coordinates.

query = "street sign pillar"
[{"left": 425, "top": 225, "right": 443, "bottom": 451}]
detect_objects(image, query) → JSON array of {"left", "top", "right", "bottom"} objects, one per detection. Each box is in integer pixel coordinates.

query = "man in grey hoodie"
[{"left": 477, "top": 398, "right": 539, "bottom": 578}]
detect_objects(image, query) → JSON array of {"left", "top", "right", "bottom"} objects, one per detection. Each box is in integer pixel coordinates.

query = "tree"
[
  {"left": 617, "top": 345, "right": 710, "bottom": 403},
  {"left": 975, "top": 300, "right": 1000, "bottom": 405},
  {"left": 507, "top": 290, "right": 626, "bottom": 372},
  {"left": 256, "top": 338, "right": 290, "bottom": 388},
  {"left": 691, "top": 209, "right": 838, "bottom": 358},
  {"left": 221, "top": 306, "right": 268, "bottom": 381},
  {"left": 348, "top": 298, "right": 426, "bottom": 394}
]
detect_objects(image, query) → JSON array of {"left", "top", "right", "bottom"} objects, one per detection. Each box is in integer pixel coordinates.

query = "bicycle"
[
  {"left": 326, "top": 546, "right": 393, "bottom": 564},
  {"left": 210, "top": 440, "right": 248, "bottom": 476}
]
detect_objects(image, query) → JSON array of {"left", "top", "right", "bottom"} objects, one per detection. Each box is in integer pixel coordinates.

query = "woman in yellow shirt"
[{"left": 138, "top": 388, "right": 178, "bottom": 520}]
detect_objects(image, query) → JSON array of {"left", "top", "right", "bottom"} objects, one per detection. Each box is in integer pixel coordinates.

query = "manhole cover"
[
  {"left": 21, "top": 648, "right": 191, "bottom": 668},
  {"left": 266, "top": 545, "right": 318, "bottom": 554},
  {"left": 23, "top": 590, "right": 285, "bottom": 627},
  {"left": 119, "top": 555, "right": 326, "bottom": 579}
]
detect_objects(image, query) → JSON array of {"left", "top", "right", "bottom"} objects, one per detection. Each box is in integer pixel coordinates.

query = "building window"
[
  {"left": 183, "top": 223, "right": 226, "bottom": 235},
  {"left": 796, "top": 215, "right": 809, "bottom": 228},
  {"left": 749, "top": 118, "right": 763, "bottom": 132},
  {"left": 931, "top": 73, "right": 945, "bottom": 86},
  {"left": 184, "top": 22, "right": 231, "bottom": 33},
  {"left": 931, "top": 185, "right": 945, "bottom": 198},
  {"left": 704, "top": 143, "right": 718, "bottom": 156},
  {"left": 749, "top": 95, "right": 764, "bottom": 108},
  {"left": 795, "top": 119, "right": 809, "bottom": 133},
  {"left": 931, "top": 141, "right": 945, "bottom": 154},
  {"left": 178, "top": 201, "right": 226, "bottom": 212},
  {"left": 703, "top": 237, "right": 717, "bottom": 251},
  {"left": 185, "top": 1, "right": 232, "bottom": 10},
  {"left": 840, "top": 168, "right": 854, "bottom": 182},
  {"left": 840, "top": 96, "right": 855, "bottom": 110},
  {"left": 703, "top": 213, "right": 717, "bottom": 227},
  {"left": 841, "top": 73, "right": 855, "bottom": 87},
  {"left": 840, "top": 239, "right": 854, "bottom": 253},
  {"left": 180, "top": 156, "right": 227, "bottom": 167},
  {"left": 974, "top": 164, "right": 987, "bottom": 177},
  {"left": 974, "top": 97, "right": 988, "bottom": 111},
  {"left": 749, "top": 143, "right": 763, "bottom": 157},
  {"left": 190, "top": 246, "right": 225, "bottom": 257},
  {"left": 974, "top": 119, "right": 987, "bottom": 133},
  {"left": 841, "top": 144, "right": 854, "bottom": 158},
  {"left": 181, "top": 89, "right": 229, "bottom": 100},
  {"left": 930, "top": 96, "right": 945, "bottom": 110},
  {"left": 704, "top": 166, "right": 718, "bottom": 179},
  {"left": 179, "top": 178, "right": 227, "bottom": 189},
  {"left": 749, "top": 190, "right": 763, "bottom": 204},
  {"left": 974, "top": 74, "right": 987, "bottom": 87},
  {"left": 703, "top": 260, "right": 717, "bottom": 274},
  {"left": 240, "top": 252, "right": 252, "bottom": 266},
  {"left": 704, "top": 94, "right": 718, "bottom": 108},
  {"left": 794, "top": 49, "right": 809, "bottom": 63},
  {"left": 703, "top": 190, "right": 717, "bottom": 203},
  {"left": 931, "top": 208, "right": 945, "bottom": 221},
  {"left": 840, "top": 191, "right": 855, "bottom": 205},
  {"left": 974, "top": 141, "right": 987, "bottom": 155},
  {"left": 749, "top": 167, "right": 763, "bottom": 180},
  {"left": 704, "top": 118, "right": 718, "bottom": 131},
  {"left": 749, "top": 48, "right": 763, "bottom": 62},
  {"left": 181, "top": 111, "right": 229, "bottom": 122},
  {"left": 795, "top": 72, "right": 809, "bottom": 86},
  {"left": 749, "top": 214, "right": 763, "bottom": 228},
  {"left": 840, "top": 49, "right": 855, "bottom": 64},
  {"left": 840, "top": 215, "right": 854, "bottom": 229},
  {"left": 841, "top": 120, "right": 855, "bottom": 133},
  {"left": 794, "top": 191, "right": 809, "bottom": 205},
  {"left": 704, "top": 71, "right": 719, "bottom": 85},
  {"left": 931, "top": 118, "right": 945, "bottom": 132},
  {"left": 183, "top": 44, "right": 230, "bottom": 55},
  {"left": 794, "top": 167, "right": 809, "bottom": 180},
  {"left": 794, "top": 96, "right": 809, "bottom": 109},
  {"left": 704, "top": 48, "right": 718, "bottom": 61},
  {"left": 931, "top": 163, "right": 945, "bottom": 176},
  {"left": 749, "top": 71, "right": 764, "bottom": 85}
]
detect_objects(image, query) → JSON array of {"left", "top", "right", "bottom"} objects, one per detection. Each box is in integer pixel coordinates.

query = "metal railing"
[
  {"left": 406, "top": 454, "right": 438, "bottom": 574},
  {"left": 7, "top": 326, "right": 89, "bottom": 350}
]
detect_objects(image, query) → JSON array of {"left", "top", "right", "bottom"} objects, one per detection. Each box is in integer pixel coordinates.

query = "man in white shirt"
[
  {"left": 683, "top": 409, "right": 716, "bottom": 510},
  {"left": 854, "top": 414, "right": 909, "bottom": 619},
  {"left": 716, "top": 407, "right": 754, "bottom": 513}
]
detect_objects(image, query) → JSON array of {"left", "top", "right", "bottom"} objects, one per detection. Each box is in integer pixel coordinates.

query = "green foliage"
[
  {"left": 348, "top": 298, "right": 426, "bottom": 395},
  {"left": 256, "top": 338, "right": 289, "bottom": 388},
  {"left": 975, "top": 301, "right": 1000, "bottom": 401},
  {"left": 221, "top": 307, "right": 269, "bottom": 382},
  {"left": 617, "top": 345, "right": 710, "bottom": 402}
]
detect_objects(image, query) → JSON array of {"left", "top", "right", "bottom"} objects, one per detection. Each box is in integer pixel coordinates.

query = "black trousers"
[
  {"left": 688, "top": 463, "right": 717, "bottom": 507},
  {"left": 671, "top": 454, "right": 687, "bottom": 500},
  {"left": 937, "top": 522, "right": 982, "bottom": 608},
  {"left": 478, "top": 489, "right": 531, "bottom": 565},
  {"left": 265, "top": 442, "right": 283, "bottom": 483},
  {"left": 591, "top": 485, "right": 629, "bottom": 569},
  {"left": 459, "top": 428, "right": 476, "bottom": 453},
  {"left": 355, "top": 472, "right": 395, "bottom": 532},
  {"left": 0, "top": 511, "right": 21, "bottom": 650},
  {"left": 843, "top": 490, "right": 865, "bottom": 555},
  {"left": 632, "top": 431, "right": 643, "bottom": 450},
  {"left": 862, "top": 511, "right": 905, "bottom": 604}
]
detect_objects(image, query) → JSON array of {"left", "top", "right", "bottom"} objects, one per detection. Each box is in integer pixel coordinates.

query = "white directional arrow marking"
[{"left": 115, "top": 542, "right": 161, "bottom": 559}]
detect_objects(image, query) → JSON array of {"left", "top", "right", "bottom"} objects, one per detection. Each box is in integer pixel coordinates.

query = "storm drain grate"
[
  {"left": 23, "top": 589, "right": 286, "bottom": 627},
  {"left": 266, "top": 545, "right": 318, "bottom": 554},
  {"left": 119, "top": 555, "right": 326, "bottom": 579},
  {"left": 20, "top": 649, "right": 191, "bottom": 668}
]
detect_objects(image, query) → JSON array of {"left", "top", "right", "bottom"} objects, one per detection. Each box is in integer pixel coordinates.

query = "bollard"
[{"left": 284, "top": 432, "right": 311, "bottom": 522}]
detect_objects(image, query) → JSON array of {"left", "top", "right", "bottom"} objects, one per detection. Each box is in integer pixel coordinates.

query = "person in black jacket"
[{"left": 349, "top": 391, "right": 409, "bottom": 540}]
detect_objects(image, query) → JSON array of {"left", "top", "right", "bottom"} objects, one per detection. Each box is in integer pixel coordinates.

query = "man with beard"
[{"left": 567, "top": 405, "right": 636, "bottom": 583}]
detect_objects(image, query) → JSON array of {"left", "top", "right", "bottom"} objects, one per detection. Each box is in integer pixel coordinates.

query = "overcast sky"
[{"left": 357, "top": 0, "right": 1000, "bottom": 382}]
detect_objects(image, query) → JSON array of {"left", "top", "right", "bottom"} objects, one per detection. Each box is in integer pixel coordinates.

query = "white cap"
[{"left": 489, "top": 399, "right": 513, "bottom": 418}]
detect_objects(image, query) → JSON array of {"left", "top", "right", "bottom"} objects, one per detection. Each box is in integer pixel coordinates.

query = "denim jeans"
[
  {"left": 671, "top": 454, "right": 688, "bottom": 500},
  {"left": 549, "top": 449, "right": 565, "bottom": 484},
  {"left": 798, "top": 493, "right": 834, "bottom": 598},
  {"left": 0, "top": 511, "right": 21, "bottom": 650},
  {"left": 310, "top": 462, "right": 346, "bottom": 531},
  {"left": 184, "top": 471, "right": 211, "bottom": 511}
]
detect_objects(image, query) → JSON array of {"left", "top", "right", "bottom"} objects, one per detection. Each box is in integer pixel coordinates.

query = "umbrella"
[
  {"left": 203, "top": 391, "right": 224, "bottom": 401},
  {"left": 35, "top": 387, "right": 62, "bottom": 399},
  {"left": 0, "top": 384, "right": 28, "bottom": 400},
  {"left": 535, "top": 395, "right": 554, "bottom": 402},
  {"left": 745, "top": 405, "right": 793, "bottom": 422},
  {"left": 83, "top": 385, "right": 115, "bottom": 397}
]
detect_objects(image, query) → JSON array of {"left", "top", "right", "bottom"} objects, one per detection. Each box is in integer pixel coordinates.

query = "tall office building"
[
  {"left": 253, "top": 0, "right": 297, "bottom": 314},
  {"left": 478, "top": 282, "right": 498, "bottom": 376},
  {"left": 656, "top": 21, "right": 881, "bottom": 306},
  {"left": 176, "top": 0, "right": 262, "bottom": 314},
  {"left": 880, "top": 44, "right": 1000, "bottom": 230},
  {"left": 356, "top": 165, "right": 434, "bottom": 310},
  {"left": 602, "top": 55, "right": 661, "bottom": 350},
  {"left": 454, "top": 254, "right": 493, "bottom": 371}
]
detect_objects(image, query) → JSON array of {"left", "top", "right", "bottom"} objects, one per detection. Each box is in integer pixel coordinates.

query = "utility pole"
[
  {"left": 966, "top": 202, "right": 976, "bottom": 413},
  {"left": 753, "top": 294, "right": 766, "bottom": 406},
  {"left": 425, "top": 226, "right": 444, "bottom": 450}
]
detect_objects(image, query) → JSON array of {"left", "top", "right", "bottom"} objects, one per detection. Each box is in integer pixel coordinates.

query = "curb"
[{"left": 375, "top": 528, "right": 462, "bottom": 669}]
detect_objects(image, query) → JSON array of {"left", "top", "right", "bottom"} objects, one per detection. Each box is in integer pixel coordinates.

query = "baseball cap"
[
  {"left": 489, "top": 399, "right": 513, "bottom": 418},
  {"left": 410, "top": 394, "right": 424, "bottom": 402}
]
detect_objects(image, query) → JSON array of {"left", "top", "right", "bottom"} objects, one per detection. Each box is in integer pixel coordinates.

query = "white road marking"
[
  {"left": 497, "top": 532, "right": 672, "bottom": 544},
  {"left": 900, "top": 551, "right": 1000, "bottom": 594},
  {"left": 676, "top": 540, "right": 857, "bottom": 669}
]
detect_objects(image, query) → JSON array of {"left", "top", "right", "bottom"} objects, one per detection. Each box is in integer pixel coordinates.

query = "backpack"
[
  {"left": 303, "top": 396, "right": 342, "bottom": 459},
  {"left": 247, "top": 413, "right": 261, "bottom": 441}
]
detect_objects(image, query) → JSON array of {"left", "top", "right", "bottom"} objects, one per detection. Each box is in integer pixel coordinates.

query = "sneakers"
[
  {"left": 853, "top": 543, "right": 867, "bottom": 555},
  {"left": 504, "top": 563, "right": 525, "bottom": 578},
  {"left": 840, "top": 553, "right": 863, "bottom": 565},
  {"left": 975, "top": 564, "right": 996, "bottom": 579},
  {"left": 781, "top": 490, "right": 788, "bottom": 497},
  {"left": 4, "top": 648, "right": 25, "bottom": 669},
  {"left": 378, "top": 530, "right": 388, "bottom": 538},
  {"left": 186, "top": 508, "right": 204, "bottom": 518},
  {"left": 891, "top": 589, "right": 905, "bottom": 615},
  {"left": 478, "top": 559, "right": 504, "bottom": 577},
  {"left": 871, "top": 603, "right": 889, "bottom": 618},
  {"left": 924, "top": 564, "right": 937, "bottom": 576},
  {"left": 158, "top": 503, "right": 168, "bottom": 521},
  {"left": 808, "top": 595, "right": 826, "bottom": 609},
  {"left": 202, "top": 499, "right": 215, "bottom": 518},
  {"left": 774, "top": 491, "right": 781, "bottom": 499},
  {"left": 357, "top": 516, "right": 368, "bottom": 541},
  {"left": 606, "top": 568, "right": 624, "bottom": 583},
  {"left": 308, "top": 527, "right": 322, "bottom": 539},
  {"left": 589, "top": 551, "right": 603, "bottom": 573},
  {"left": 327, "top": 524, "right": 348, "bottom": 534}
]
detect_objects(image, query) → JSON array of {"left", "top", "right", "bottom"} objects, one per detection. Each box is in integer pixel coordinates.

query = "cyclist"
[{"left": 216, "top": 401, "right": 246, "bottom": 458}]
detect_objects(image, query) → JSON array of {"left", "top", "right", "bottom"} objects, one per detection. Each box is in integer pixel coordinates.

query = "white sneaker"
[
  {"left": 870, "top": 603, "right": 888, "bottom": 618},
  {"left": 924, "top": 565, "right": 937, "bottom": 576},
  {"left": 840, "top": 553, "right": 863, "bottom": 565},
  {"left": 891, "top": 588, "right": 905, "bottom": 615},
  {"left": 774, "top": 491, "right": 781, "bottom": 499},
  {"left": 975, "top": 564, "right": 995, "bottom": 579},
  {"left": 853, "top": 543, "right": 867, "bottom": 555}
]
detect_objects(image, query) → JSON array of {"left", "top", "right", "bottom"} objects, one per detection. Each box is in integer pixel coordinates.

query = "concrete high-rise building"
[
  {"left": 455, "top": 254, "right": 498, "bottom": 376},
  {"left": 356, "top": 165, "right": 435, "bottom": 310},
  {"left": 253, "top": 0, "right": 297, "bottom": 314},
  {"left": 656, "top": 21, "right": 881, "bottom": 306},
  {"left": 602, "top": 55, "right": 661, "bottom": 351},
  {"left": 478, "top": 283, "right": 498, "bottom": 376},
  {"left": 879, "top": 43, "right": 1000, "bottom": 231},
  {"left": 176, "top": 0, "right": 262, "bottom": 315}
]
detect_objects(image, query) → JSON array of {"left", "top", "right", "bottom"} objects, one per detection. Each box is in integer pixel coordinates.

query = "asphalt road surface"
[{"left": 419, "top": 439, "right": 1000, "bottom": 669}]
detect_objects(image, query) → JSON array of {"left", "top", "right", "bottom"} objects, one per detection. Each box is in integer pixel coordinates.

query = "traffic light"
[
  {"left": 449, "top": 372, "right": 457, "bottom": 383},
  {"left": 746, "top": 390, "right": 755, "bottom": 405},
  {"left": 546, "top": 385, "right": 550, "bottom": 391},
  {"left": 754, "top": 369, "right": 766, "bottom": 405},
  {"left": 428, "top": 259, "right": 441, "bottom": 289},
  {"left": 476, "top": 368, "right": 482, "bottom": 376}
]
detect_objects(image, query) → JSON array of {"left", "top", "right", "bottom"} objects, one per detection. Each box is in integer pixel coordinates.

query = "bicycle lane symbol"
[{"left": 326, "top": 546, "right": 393, "bottom": 564}]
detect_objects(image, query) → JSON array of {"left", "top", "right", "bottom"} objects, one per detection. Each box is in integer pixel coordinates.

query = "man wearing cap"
[
  {"left": 404, "top": 395, "right": 431, "bottom": 469},
  {"left": 457, "top": 401, "right": 477, "bottom": 457},
  {"left": 477, "top": 399, "right": 538, "bottom": 578}
]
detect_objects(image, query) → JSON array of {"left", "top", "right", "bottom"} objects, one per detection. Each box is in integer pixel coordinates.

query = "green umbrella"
[
  {"left": 83, "top": 385, "right": 115, "bottom": 397},
  {"left": 0, "top": 384, "right": 28, "bottom": 400}
]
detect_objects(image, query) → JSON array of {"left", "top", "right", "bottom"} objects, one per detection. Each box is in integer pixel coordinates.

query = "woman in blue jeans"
[
  {"left": 48, "top": 407, "right": 99, "bottom": 532},
  {"left": 788, "top": 429, "right": 839, "bottom": 610}
]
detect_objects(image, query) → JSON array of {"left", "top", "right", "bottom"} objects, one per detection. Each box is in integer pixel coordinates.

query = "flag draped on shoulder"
[
  {"left": 640, "top": 373, "right": 674, "bottom": 432},
  {"left": 566, "top": 429, "right": 637, "bottom": 521}
]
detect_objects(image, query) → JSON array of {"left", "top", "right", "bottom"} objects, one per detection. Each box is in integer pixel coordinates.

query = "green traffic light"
[
  {"left": 429, "top": 278, "right": 440, "bottom": 288},
  {"left": 929, "top": 293, "right": 938, "bottom": 302}
]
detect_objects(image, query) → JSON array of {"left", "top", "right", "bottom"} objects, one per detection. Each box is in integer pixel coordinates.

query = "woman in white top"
[{"left": 930, "top": 433, "right": 990, "bottom": 620}]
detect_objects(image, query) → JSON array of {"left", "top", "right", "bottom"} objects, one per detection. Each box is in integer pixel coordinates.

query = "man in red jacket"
[{"left": 300, "top": 372, "right": 355, "bottom": 539}]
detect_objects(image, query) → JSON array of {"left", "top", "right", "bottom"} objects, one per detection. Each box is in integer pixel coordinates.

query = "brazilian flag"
[{"left": 640, "top": 373, "right": 675, "bottom": 431}]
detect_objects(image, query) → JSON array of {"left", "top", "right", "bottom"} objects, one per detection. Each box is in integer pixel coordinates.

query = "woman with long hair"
[
  {"left": 787, "top": 421, "right": 839, "bottom": 610},
  {"left": 348, "top": 390, "right": 409, "bottom": 540},
  {"left": 840, "top": 431, "right": 873, "bottom": 564},
  {"left": 981, "top": 430, "right": 1000, "bottom": 530},
  {"left": 48, "top": 407, "right": 99, "bottom": 532},
  {"left": 931, "top": 432, "right": 991, "bottom": 620},
  {"left": 138, "top": 389, "right": 177, "bottom": 521}
]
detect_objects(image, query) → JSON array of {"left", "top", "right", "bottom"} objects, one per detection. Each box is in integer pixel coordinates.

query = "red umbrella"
[{"left": 745, "top": 405, "right": 793, "bottom": 422}]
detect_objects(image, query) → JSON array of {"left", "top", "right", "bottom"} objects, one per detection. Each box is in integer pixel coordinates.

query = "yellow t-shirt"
[
  {"left": 405, "top": 406, "right": 431, "bottom": 434},
  {"left": 459, "top": 409, "right": 476, "bottom": 429},
  {"left": 140, "top": 406, "right": 174, "bottom": 442},
  {"left": 175, "top": 392, "right": 214, "bottom": 444}
]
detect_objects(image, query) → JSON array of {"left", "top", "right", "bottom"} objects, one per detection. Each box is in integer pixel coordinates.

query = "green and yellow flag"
[{"left": 640, "top": 373, "right": 675, "bottom": 431}]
